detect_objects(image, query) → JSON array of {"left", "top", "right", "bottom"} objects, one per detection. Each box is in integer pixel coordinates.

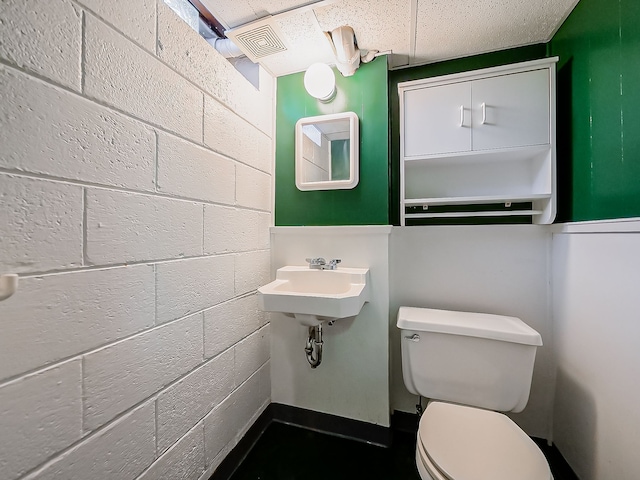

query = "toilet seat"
[{"left": 417, "top": 402, "right": 551, "bottom": 480}]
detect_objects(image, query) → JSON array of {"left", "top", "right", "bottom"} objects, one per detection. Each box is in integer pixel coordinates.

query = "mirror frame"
[{"left": 294, "top": 111, "right": 359, "bottom": 191}]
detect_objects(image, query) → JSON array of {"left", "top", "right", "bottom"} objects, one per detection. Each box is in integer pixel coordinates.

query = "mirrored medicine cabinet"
[{"left": 295, "top": 111, "right": 359, "bottom": 191}]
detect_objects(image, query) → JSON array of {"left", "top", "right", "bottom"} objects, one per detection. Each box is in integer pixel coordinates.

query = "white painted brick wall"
[
  {"left": 83, "top": 313, "right": 204, "bottom": 431},
  {"left": 84, "top": 14, "right": 203, "bottom": 142},
  {"left": 156, "top": 348, "right": 234, "bottom": 453},
  {"left": 204, "top": 295, "right": 269, "bottom": 359},
  {"left": 25, "top": 403, "right": 156, "bottom": 480},
  {"left": 234, "top": 325, "right": 271, "bottom": 386},
  {"left": 204, "top": 96, "right": 272, "bottom": 173},
  {"left": 204, "top": 206, "right": 271, "bottom": 254},
  {"left": 157, "top": 132, "right": 235, "bottom": 204},
  {"left": 0, "top": 67, "right": 156, "bottom": 191},
  {"left": 0, "top": 2, "right": 273, "bottom": 478},
  {"left": 156, "top": 1, "right": 233, "bottom": 109},
  {"left": 77, "top": 0, "right": 157, "bottom": 52},
  {"left": 156, "top": 256, "right": 236, "bottom": 324},
  {"left": 236, "top": 163, "right": 272, "bottom": 211},
  {"left": 234, "top": 250, "right": 271, "bottom": 295},
  {"left": 0, "top": 360, "right": 82, "bottom": 480},
  {"left": 203, "top": 363, "right": 270, "bottom": 469},
  {"left": 156, "top": 1, "right": 274, "bottom": 136},
  {"left": 85, "top": 189, "right": 203, "bottom": 265},
  {"left": 0, "top": 265, "right": 154, "bottom": 381},
  {"left": 0, "top": 0, "right": 81, "bottom": 90},
  {"left": 139, "top": 423, "right": 206, "bottom": 480},
  {"left": 0, "top": 175, "right": 83, "bottom": 275}
]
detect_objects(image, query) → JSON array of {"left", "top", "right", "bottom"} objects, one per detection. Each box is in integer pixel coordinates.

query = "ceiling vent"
[{"left": 225, "top": 16, "right": 288, "bottom": 62}]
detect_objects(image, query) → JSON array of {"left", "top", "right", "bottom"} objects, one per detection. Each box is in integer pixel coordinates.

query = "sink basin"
[{"left": 257, "top": 266, "right": 370, "bottom": 326}]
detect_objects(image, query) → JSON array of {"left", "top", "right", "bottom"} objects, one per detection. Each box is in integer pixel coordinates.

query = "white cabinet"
[
  {"left": 471, "top": 69, "right": 549, "bottom": 151},
  {"left": 399, "top": 58, "right": 558, "bottom": 225},
  {"left": 404, "top": 82, "right": 471, "bottom": 157}
]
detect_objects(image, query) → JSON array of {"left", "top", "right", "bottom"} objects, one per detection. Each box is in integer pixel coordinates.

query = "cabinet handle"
[
  {"left": 481, "top": 102, "right": 487, "bottom": 125},
  {"left": 459, "top": 105, "right": 464, "bottom": 127}
]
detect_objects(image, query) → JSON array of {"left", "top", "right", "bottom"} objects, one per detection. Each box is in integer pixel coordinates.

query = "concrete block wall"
[{"left": 0, "top": 1, "right": 273, "bottom": 479}]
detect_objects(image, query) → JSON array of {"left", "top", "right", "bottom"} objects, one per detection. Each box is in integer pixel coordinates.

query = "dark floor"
[{"left": 229, "top": 422, "right": 579, "bottom": 480}]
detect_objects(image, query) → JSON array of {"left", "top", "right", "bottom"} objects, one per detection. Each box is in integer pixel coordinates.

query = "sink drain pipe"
[{"left": 305, "top": 325, "right": 323, "bottom": 368}]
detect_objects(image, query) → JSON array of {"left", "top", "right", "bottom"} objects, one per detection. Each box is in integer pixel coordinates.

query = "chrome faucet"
[
  {"left": 306, "top": 257, "right": 326, "bottom": 269},
  {"left": 305, "top": 258, "right": 341, "bottom": 270},
  {"left": 326, "top": 259, "right": 342, "bottom": 270}
]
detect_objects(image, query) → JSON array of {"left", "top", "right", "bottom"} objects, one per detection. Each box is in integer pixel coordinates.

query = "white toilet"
[{"left": 397, "top": 306, "right": 553, "bottom": 480}]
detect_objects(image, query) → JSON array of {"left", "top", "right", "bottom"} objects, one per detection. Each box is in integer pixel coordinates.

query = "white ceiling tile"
[
  {"left": 413, "top": 0, "right": 578, "bottom": 65},
  {"left": 247, "top": 0, "right": 315, "bottom": 17},
  {"left": 206, "top": 0, "right": 579, "bottom": 75},
  {"left": 199, "top": 0, "right": 258, "bottom": 29}
]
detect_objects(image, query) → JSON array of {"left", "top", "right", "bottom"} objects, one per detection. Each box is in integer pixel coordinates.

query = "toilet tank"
[{"left": 397, "top": 307, "right": 543, "bottom": 413}]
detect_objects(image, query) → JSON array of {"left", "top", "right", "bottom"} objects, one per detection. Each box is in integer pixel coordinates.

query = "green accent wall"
[
  {"left": 276, "top": 0, "right": 640, "bottom": 226},
  {"left": 550, "top": 0, "right": 640, "bottom": 221},
  {"left": 388, "top": 45, "right": 549, "bottom": 225},
  {"left": 275, "top": 57, "right": 389, "bottom": 226}
]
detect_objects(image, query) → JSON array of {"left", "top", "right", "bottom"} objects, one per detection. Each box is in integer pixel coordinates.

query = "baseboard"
[
  {"left": 532, "top": 438, "right": 580, "bottom": 480},
  {"left": 270, "top": 403, "right": 392, "bottom": 448},
  {"left": 390, "top": 410, "right": 420, "bottom": 434},
  {"left": 208, "top": 403, "right": 392, "bottom": 480},
  {"left": 209, "top": 406, "right": 579, "bottom": 480}
]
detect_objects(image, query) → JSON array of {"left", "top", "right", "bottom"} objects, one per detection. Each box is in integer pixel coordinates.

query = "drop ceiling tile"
[
  {"left": 203, "top": 0, "right": 579, "bottom": 76},
  {"left": 247, "top": 0, "right": 315, "bottom": 17},
  {"left": 413, "top": 0, "right": 577, "bottom": 65},
  {"left": 199, "top": 0, "right": 258, "bottom": 28}
]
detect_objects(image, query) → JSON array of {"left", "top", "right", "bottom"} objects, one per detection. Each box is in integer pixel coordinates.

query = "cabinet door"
[
  {"left": 403, "top": 82, "right": 472, "bottom": 157},
  {"left": 472, "top": 69, "right": 549, "bottom": 151}
]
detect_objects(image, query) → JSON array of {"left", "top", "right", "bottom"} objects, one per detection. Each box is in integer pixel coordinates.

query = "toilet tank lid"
[{"left": 396, "top": 307, "right": 542, "bottom": 346}]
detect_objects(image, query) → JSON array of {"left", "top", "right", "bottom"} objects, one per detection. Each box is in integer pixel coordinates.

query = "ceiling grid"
[{"left": 200, "top": 0, "right": 579, "bottom": 76}]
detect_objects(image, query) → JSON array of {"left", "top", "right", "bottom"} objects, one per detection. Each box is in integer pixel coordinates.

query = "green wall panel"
[
  {"left": 276, "top": 0, "right": 640, "bottom": 226},
  {"left": 275, "top": 57, "right": 389, "bottom": 226},
  {"left": 551, "top": 0, "right": 640, "bottom": 221},
  {"left": 388, "top": 45, "right": 549, "bottom": 225}
]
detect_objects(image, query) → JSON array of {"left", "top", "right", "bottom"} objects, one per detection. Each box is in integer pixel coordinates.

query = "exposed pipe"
[
  {"left": 207, "top": 37, "right": 244, "bottom": 58},
  {"left": 305, "top": 324, "right": 323, "bottom": 368}
]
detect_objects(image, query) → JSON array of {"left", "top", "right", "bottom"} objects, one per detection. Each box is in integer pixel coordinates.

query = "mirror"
[{"left": 295, "top": 112, "right": 359, "bottom": 191}]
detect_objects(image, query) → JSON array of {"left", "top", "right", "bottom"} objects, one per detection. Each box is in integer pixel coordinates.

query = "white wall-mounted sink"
[{"left": 257, "top": 266, "right": 370, "bottom": 326}]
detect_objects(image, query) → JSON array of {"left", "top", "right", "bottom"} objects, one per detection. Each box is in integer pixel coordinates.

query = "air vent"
[{"left": 226, "top": 16, "right": 288, "bottom": 62}]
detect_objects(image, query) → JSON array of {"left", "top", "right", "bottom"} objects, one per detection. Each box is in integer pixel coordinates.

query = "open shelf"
[
  {"left": 404, "top": 193, "right": 551, "bottom": 207},
  {"left": 403, "top": 144, "right": 552, "bottom": 166},
  {"left": 406, "top": 210, "right": 543, "bottom": 219}
]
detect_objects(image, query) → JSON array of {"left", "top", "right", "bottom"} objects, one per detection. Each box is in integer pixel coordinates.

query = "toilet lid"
[{"left": 419, "top": 402, "right": 550, "bottom": 480}]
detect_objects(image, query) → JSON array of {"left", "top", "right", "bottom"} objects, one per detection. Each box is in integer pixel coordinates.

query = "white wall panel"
[
  {"left": 270, "top": 226, "right": 391, "bottom": 426},
  {"left": 390, "top": 225, "right": 553, "bottom": 438},
  {"left": 552, "top": 223, "right": 640, "bottom": 480}
]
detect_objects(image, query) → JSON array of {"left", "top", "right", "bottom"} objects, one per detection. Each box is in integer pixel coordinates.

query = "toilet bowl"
[
  {"left": 416, "top": 402, "right": 552, "bottom": 480},
  {"left": 397, "top": 307, "right": 552, "bottom": 480}
]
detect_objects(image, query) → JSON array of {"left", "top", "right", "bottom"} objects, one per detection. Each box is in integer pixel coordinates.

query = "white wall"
[
  {"left": 551, "top": 219, "right": 640, "bottom": 480},
  {"left": 269, "top": 226, "right": 391, "bottom": 426},
  {"left": 390, "top": 225, "right": 554, "bottom": 439},
  {"left": 0, "top": 1, "right": 273, "bottom": 479},
  {"left": 268, "top": 225, "right": 554, "bottom": 437}
]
